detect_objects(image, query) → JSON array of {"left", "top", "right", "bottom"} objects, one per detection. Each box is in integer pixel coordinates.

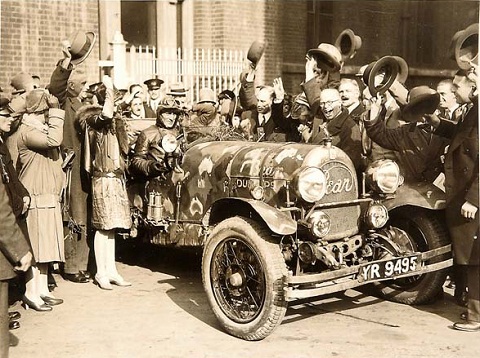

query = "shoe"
[
  {"left": 48, "top": 283, "right": 56, "bottom": 292},
  {"left": 109, "top": 275, "right": 132, "bottom": 287},
  {"left": 21, "top": 295, "right": 53, "bottom": 312},
  {"left": 9, "top": 311, "right": 21, "bottom": 321},
  {"left": 452, "top": 321, "right": 480, "bottom": 332},
  {"left": 9, "top": 320, "right": 20, "bottom": 330},
  {"left": 41, "top": 295, "right": 64, "bottom": 306},
  {"left": 95, "top": 275, "right": 113, "bottom": 290},
  {"left": 461, "top": 311, "right": 468, "bottom": 320},
  {"left": 64, "top": 272, "right": 89, "bottom": 283},
  {"left": 10, "top": 333, "right": 19, "bottom": 347},
  {"left": 80, "top": 270, "right": 92, "bottom": 280}
]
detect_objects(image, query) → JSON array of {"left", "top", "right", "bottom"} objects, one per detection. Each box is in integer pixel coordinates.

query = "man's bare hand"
[
  {"left": 368, "top": 94, "right": 383, "bottom": 121},
  {"left": 273, "top": 77, "right": 285, "bottom": 100}
]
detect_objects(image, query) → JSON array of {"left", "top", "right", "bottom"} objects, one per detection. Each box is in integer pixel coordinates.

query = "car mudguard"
[
  {"left": 209, "top": 197, "right": 297, "bottom": 235},
  {"left": 383, "top": 181, "right": 446, "bottom": 211}
]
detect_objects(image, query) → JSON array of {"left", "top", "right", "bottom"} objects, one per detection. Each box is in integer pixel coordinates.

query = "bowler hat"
[
  {"left": 362, "top": 56, "right": 399, "bottom": 96},
  {"left": 247, "top": 41, "right": 266, "bottom": 68},
  {"left": 68, "top": 30, "right": 97, "bottom": 66},
  {"left": 167, "top": 82, "right": 189, "bottom": 96},
  {"left": 144, "top": 78, "right": 164, "bottom": 90},
  {"left": 197, "top": 88, "right": 216, "bottom": 104},
  {"left": 307, "top": 43, "right": 342, "bottom": 72},
  {"left": 449, "top": 23, "right": 478, "bottom": 70},
  {"left": 402, "top": 86, "right": 440, "bottom": 122},
  {"left": 334, "top": 29, "right": 362, "bottom": 61},
  {"left": 218, "top": 89, "right": 235, "bottom": 101}
]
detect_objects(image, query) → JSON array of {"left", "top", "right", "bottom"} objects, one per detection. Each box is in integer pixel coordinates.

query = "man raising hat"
[{"left": 144, "top": 78, "right": 164, "bottom": 117}]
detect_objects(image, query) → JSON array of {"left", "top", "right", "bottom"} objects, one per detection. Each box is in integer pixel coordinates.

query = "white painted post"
[{"left": 110, "top": 31, "right": 128, "bottom": 89}]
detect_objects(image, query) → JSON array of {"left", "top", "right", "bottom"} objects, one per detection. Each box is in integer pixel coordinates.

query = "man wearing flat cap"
[{"left": 144, "top": 78, "right": 164, "bottom": 118}]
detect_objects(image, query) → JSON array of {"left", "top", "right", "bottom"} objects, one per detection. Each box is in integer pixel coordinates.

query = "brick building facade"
[{"left": 0, "top": 0, "right": 478, "bottom": 96}]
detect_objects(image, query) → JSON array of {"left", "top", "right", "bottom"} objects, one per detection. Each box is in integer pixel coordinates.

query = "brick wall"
[{"left": 0, "top": 0, "right": 99, "bottom": 94}]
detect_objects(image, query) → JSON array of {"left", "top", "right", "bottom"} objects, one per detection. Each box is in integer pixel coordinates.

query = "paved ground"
[{"left": 8, "top": 240, "right": 480, "bottom": 358}]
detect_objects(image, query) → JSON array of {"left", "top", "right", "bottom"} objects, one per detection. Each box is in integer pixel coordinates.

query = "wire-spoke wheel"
[
  {"left": 202, "top": 216, "right": 288, "bottom": 340},
  {"left": 374, "top": 207, "right": 450, "bottom": 305}
]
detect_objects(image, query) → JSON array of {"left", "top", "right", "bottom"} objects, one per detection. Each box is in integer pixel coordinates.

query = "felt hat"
[
  {"left": 68, "top": 30, "right": 97, "bottom": 66},
  {"left": 144, "top": 78, "right": 164, "bottom": 90},
  {"left": 449, "top": 23, "right": 478, "bottom": 70},
  {"left": 218, "top": 89, "right": 235, "bottom": 101},
  {"left": 334, "top": 29, "right": 362, "bottom": 61},
  {"left": 306, "top": 43, "right": 342, "bottom": 72},
  {"left": 391, "top": 56, "right": 409, "bottom": 84},
  {"left": 402, "top": 86, "right": 440, "bottom": 122},
  {"left": 10, "top": 72, "right": 35, "bottom": 94},
  {"left": 0, "top": 97, "right": 9, "bottom": 110},
  {"left": 197, "top": 88, "right": 216, "bottom": 104},
  {"left": 362, "top": 56, "right": 399, "bottom": 96},
  {"left": 167, "top": 82, "right": 189, "bottom": 96},
  {"left": 247, "top": 41, "right": 266, "bottom": 68},
  {"left": 25, "top": 88, "right": 49, "bottom": 114}
]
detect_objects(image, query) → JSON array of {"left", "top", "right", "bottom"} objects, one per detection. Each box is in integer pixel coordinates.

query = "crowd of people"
[{"left": 0, "top": 24, "right": 479, "bottom": 356}]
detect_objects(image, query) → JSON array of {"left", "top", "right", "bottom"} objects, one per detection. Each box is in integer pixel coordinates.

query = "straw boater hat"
[
  {"left": 402, "top": 86, "right": 440, "bottom": 123},
  {"left": 167, "top": 82, "right": 189, "bottom": 96},
  {"left": 68, "top": 30, "right": 97, "bottom": 65}
]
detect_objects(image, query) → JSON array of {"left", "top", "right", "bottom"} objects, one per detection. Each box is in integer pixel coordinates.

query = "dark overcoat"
[{"left": 436, "top": 100, "right": 479, "bottom": 265}]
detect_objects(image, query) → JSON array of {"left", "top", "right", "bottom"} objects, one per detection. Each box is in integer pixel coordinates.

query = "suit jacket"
[
  {"left": 143, "top": 103, "right": 156, "bottom": 119},
  {"left": 435, "top": 100, "right": 479, "bottom": 265}
]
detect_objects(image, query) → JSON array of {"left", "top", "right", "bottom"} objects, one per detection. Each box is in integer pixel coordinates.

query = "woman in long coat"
[{"left": 17, "top": 89, "right": 65, "bottom": 311}]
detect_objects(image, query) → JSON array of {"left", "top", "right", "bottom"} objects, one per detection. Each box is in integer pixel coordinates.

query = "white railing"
[{"left": 110, "top": 32, "right": 245, "bottom": 103}]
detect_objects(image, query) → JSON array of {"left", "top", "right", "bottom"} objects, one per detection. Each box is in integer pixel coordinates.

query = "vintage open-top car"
[{"left": 127, "top": 123, "right": 452, "bottom": 341}]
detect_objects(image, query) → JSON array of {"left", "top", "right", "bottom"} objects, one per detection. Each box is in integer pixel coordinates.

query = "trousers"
[{"left": 0, "top": 281, "right": 9, "bottom": 358}]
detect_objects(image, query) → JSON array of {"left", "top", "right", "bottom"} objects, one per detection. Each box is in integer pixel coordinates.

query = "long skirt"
[
  {"left": 26, "top": 195, "right": 65, "bottom": 263},
  {"left": 92, "top": 176, "right": 131, "bottom": 231}
]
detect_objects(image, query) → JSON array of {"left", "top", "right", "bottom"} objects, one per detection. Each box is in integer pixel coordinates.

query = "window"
[{"left": 121, "top": 0, "right": 157, "bottom": 46}]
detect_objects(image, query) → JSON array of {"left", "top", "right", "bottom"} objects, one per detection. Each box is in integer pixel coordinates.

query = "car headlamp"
[
  {"left": 161, "top": 133, "right": 179, "bottom": 153},
  {"left": 365, "top": 159, "right": 402, "bottom": 194},
  {"left": 307, "top": 211, "right": 331, "bottom": 237},
  {"left": 365, "top": 202, "right": 389, "bottom": 229},
  {"left": 295, "top": 167, "right": 326, "bottom": 203}
]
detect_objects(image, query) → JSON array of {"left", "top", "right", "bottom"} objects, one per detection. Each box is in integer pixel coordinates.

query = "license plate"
[{"left": 359, "top": 255, "right": 421, "bottom": 282}]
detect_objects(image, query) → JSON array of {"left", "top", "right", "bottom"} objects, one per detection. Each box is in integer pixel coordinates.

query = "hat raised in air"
[
  {"left": 449, "top": 23, "right": 478, "bottom": 70},
  {"left": 68, "top": 30, "right": 97, "bottom": 66},
  {"left": 402, "top": 86, "right": 440, "bottom": 122},
  {"left": 362, "top": 56, "right": 399, "bottom": 96},
  {"left": 144, "top": 78, "right": 164, "bottom": 90},
  {"left": 247, "top": 40, "right": 266, "bottom": 69},
  {"left": 335, "top": 28, "right": 362, "bottom": 61},
  {"left": 306, "top": 43, "right": 342, "bottom": 72}
]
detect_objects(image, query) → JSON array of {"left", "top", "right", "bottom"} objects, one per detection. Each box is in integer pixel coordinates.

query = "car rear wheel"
[
  {"left": 202, "top": 216, "right": 288, "bottom": 341},
  {"left": 373, "top": 207, "right": 450, "bottom": 305}
]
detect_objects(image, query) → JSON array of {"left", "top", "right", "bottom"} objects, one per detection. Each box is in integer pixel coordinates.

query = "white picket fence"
[{"left": 109, "top": 32, "right": 245, "bottom": 104}]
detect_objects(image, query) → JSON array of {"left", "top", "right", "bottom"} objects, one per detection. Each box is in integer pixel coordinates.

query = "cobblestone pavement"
[{"left": 8, "top": 241, "right": 479, "bottom": 358}]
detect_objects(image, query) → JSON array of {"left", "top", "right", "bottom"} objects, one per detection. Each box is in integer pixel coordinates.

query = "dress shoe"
[
  {"left": 80, "top": 270, "right": 92, "bottom": 280},
  {"left": 95, "top": 275, "right": 113, "bottom": 290},
  {"left": 452, "top": 321, "right": 480, "bottom": 332},
  {"left": 21, "top": 295, "right": 53, "bottom": 312},
  {"left": 41, "top": 295, "right": 64, "bottom": 306},
  {"left": 10, "top": 333, "right": 19, "bottom": 347},
  {"left": 109, "top": 275, "right": 132, "bottom": 287},
  {"left": 9, "top": 320, "right": 20, "bottom": 330},
  {"left": 64, "top": 272, "right": 89, "bottom": 283},
  {"left": 9, "top": 311, "right": 21, "bottom": 321}
]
